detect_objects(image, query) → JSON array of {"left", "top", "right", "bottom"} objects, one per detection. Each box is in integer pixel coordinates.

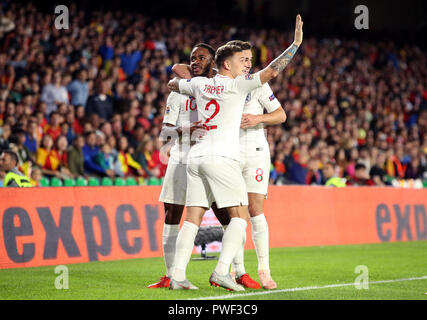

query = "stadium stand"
[{"left": 0, "top": 2, "right": 426, "bottom": 188}]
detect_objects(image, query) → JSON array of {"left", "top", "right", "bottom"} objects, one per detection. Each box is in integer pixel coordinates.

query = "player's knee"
[
  {"left": 186, "top": 207, "right": 207, "bottom": 226},
  {"left": 248, "top": 203, "right": 263, "bottom": 217}
]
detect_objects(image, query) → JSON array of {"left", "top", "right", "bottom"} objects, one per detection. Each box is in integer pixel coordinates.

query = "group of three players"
[{"left": 147, "top": 15, "right": 303, "bottom": 291}]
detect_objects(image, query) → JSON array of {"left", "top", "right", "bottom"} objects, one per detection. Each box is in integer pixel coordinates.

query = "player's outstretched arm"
[{"left": 259, "top": 14, "right": 303, "bottom": 84}]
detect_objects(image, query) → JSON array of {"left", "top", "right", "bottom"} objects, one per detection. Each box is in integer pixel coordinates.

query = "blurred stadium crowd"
[{"left": 0, "top": 2, "right": 426, "bottom": 187}]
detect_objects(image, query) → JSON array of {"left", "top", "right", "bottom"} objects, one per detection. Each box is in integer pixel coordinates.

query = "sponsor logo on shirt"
[
  {"left": 245, "top": 93, "right": 251, "bottom": 104},
  {"left": 186, "top": 79, "right": 191, "bottom": 82}
]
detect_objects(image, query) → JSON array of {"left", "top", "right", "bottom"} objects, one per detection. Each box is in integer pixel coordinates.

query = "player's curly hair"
[{"left": 193, "top": 43, "right": 216, "bottom": 58}]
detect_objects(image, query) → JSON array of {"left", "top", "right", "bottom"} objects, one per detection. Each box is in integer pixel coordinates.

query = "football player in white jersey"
[
  {"left": 167, "top": 14, "right": 303, "bottom": 291},
  {"left": 148, "top": 43, "right": 230, "bottom": 289},
  {"left": 218, "top": 40, "right": 286, "bottom": 289},
  {"left": 171, "top": 40, "right": 286, "bottom": 290}
]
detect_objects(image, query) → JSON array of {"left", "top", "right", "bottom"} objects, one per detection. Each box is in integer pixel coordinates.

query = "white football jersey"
[
  {"left": 179, "top": 72, "right": 262, "bottom": 161},
  {"left": 240, "top": 83, "right": 281, "bottom": 145},
  {"left": 163, "top": 91, "right": 198, "bottom": 164}
]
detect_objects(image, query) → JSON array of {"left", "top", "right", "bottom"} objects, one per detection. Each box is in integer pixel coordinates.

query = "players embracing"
[{"left": 149, "top": 14, "right": 304, "bottom": 291}]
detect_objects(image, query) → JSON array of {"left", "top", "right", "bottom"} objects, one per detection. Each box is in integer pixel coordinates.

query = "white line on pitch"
[{"left": 189, "top": 275, "right": 427, "bottom": 300}]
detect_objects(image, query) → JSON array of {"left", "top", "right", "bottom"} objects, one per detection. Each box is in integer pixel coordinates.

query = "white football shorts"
[
  {"left": 186, "top": 156, "right": 248, "bottom": 209},
  {"left": 240, "top": 142, "right": 271, "bottom": 196},
  {"left": 158, "top": 162, "right": 188, "bottom": 205}
]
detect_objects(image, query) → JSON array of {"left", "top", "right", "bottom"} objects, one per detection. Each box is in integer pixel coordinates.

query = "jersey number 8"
[{"left": 256, "top": 168, "right": 263, "bottom": 182}]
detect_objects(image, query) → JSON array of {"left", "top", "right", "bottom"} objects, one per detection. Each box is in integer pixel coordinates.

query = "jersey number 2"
[{"left": 203, "top": 99, "right": 220, "bottom": 131}]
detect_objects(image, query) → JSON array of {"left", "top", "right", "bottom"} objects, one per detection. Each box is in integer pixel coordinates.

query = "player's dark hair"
[
  {"left": 225, "top": 40, "right": 252, "bottom": 51},
  {"left": 215, "top": 44, "right": 243, "bottom": 69},
  {"left": 193, "top": 43, "right": 215, "bottom": 59}
]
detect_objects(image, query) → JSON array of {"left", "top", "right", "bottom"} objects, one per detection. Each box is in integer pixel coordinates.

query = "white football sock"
[
  {"left": 172, "top": 221, "right": 199, "bottom": 281},
  {"left": 222, "top": 224, "right": 247, "bottom": 276},
  {"left": 215, "top": 217, "right": 247, "bottom": 276},
  {"left": 232, "top": 230, "right": 247, "bottom": 277},
  {"left": 251, "top": 213, "right": 270, "bottom": 271},
  {"left": 162, "top": 223, "right": 180, "bottom": 278}
]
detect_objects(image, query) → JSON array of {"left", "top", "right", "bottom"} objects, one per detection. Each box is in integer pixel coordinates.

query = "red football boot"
[
  {"left": 236, "top": 273, "right": 261, "bottom": 289},
  {"left": 147, "top": 275, "right": 171, "bottom": 288}
]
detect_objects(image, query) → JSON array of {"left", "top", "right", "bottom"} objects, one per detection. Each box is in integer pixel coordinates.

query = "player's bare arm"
[
  {"left": 172, "top": 64, "right": 192, "bottom": 79},
  {"left": 240, "top": 108, "right": 287, "bottom": 129},
  {"left": 167, "top": 77, "right": 181, "bottom": 92},
  {"left": 259, "top": 14, "right": 303, "bottom": 84},
  {"left": 160, "top": 121, "right": 206, "bottom": 139},
  {"left": 172, "top": 64, "right": 218, "bottom": 79}
]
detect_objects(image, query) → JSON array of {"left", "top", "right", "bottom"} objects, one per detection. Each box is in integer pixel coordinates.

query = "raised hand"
[{"left": 294, "top": 14, "right": 303, "bottom": 46}]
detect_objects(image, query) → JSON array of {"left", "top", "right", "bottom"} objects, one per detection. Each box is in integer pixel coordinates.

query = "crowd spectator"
[
  {"left": 96, "top": 142, "right": 119, "bottom": 176},
  {"left": 0, "top": 2, "right": 426, "bottom": 187},
  {"left": 306, "top": 158, "right": 322, "bottom": 185},
  {"left": 67, "top": 134, "right": 85, "bottom": 178},
  {"left": 30, "top": 165, "right": 42, "bottom": 186},
  {"left": 347, "top": 163, "right": 375, "bottom": 186},
  {"left": 82, "top": 131, "right": 115, "bottom": 178},
  {"left": 67, "top": 69, "right": 89, "bottom": 107},
  {"left": 40, "top": 71, "right": 69, "bottom": 116},
  {"left": 0, "top": 150, "right": 32, "bottom": 187},
  {"left": 12, "top": 128, "right": 33, "bottom": 174},
  {"left": 322, "top": 162, "right": 346, "bottom": 187},
  {"left": 117, "top": 135, "right": 145, "bottom": 177},
  {"left": 0, "top": 123, "right": 11, "bottom": 153},
  {"left": 85, "top": 78, "right": 114, "bottom": 120},
  {"left": 43, "top": 112, "right": 62, "bottom": 141},
  {"left": 99, "top": 36, "right": 115, "bottom": 68},
  {"left": 287, "top": 149, "right": 310, "bottom": 185},
  {"left": 36, "top": 134, "right": 60, "bottom": 178},
  {"left": 54, "top": 135, "right": 73, "bottom": 179},
  {"left": 120, "top": 41, "right": 142, "bottom": 77},
  {"left": 24, "top": 120, "right": 39, "bottom": 156},
  {"left": 370, "top": 152, "right": 388, "bottom": 186},
  {"left": 135, "top": 136, "right": 165, "bottom": 178}
]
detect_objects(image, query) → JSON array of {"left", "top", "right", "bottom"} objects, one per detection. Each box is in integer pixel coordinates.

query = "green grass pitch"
[{"left": 1, "top": 241, "right": 426, "bottom": 300}]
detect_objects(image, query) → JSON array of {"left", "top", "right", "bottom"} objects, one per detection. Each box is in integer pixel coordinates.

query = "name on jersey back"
[{"left": 203, "top": 84, "right": 225, "bottom": 95}]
